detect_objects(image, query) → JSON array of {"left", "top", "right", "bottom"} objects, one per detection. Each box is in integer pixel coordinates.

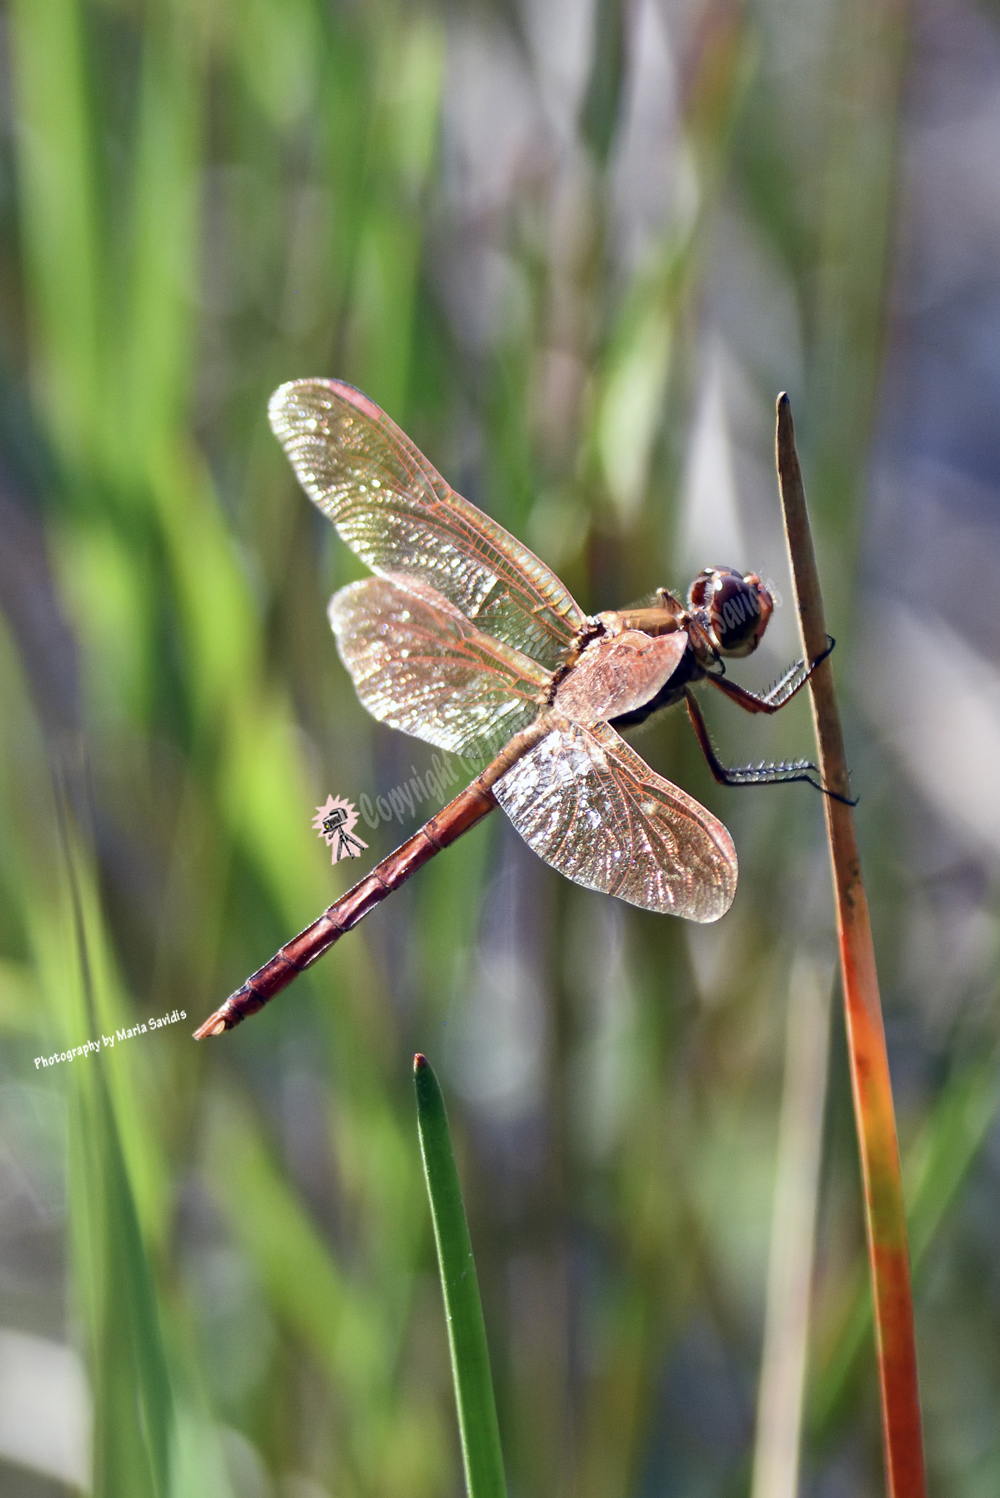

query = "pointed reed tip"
[{"left": 414, "top": 1052, "right": 428, "bottom": 1073}]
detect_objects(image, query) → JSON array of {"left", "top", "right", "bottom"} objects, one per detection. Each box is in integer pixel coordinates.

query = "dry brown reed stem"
[{"left": 775, "top": 394, "right": 926, "bottom": 1497}]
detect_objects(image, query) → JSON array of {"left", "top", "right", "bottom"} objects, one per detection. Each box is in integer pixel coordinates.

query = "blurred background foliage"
[{"left": 1, "top": 0, "right": 1000, "bottom": 1493}]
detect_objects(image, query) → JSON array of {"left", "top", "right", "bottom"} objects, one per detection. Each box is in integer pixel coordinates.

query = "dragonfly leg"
[
  {"left": 684, "top": 689, "right": 857, "bottom": 803},
  {"left": 705, "top": 636, "right": 835, "bottom": 715}
]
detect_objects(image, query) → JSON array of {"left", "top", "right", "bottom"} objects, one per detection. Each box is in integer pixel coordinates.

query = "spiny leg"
[
  {"left": 684, "top": 689, "right": 856, "bottom": 803},
  {"left": 706, "top": 636, "right": 835, "bottom": 716}
]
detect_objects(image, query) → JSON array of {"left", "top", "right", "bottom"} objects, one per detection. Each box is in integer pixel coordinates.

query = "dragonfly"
[{"left": 194, "top": 379, "right": 835, "bottom": 1039}]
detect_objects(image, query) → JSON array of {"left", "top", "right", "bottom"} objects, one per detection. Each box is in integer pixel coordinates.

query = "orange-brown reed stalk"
[{"left": 776, "top": 394, "right": 925, "bottom": 1497}]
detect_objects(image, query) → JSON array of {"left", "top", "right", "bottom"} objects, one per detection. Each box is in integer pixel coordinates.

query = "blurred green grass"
[{"left": 0, "top": 0, "right": 997, "bottom": 1495}]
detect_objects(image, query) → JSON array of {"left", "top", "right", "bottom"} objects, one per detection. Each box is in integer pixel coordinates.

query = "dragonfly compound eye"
[{"left": 703, "top": 569, "right": 773, "bottom": 656}]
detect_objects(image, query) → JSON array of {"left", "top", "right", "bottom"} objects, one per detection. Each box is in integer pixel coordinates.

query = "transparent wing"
[
  {"left": 493, "top": 720, "right": 737, "bottom": 921},
  {"left": 330, "top": 577, "right": 550, "bottom": 761},
  {"left": 554, "top": 629, "right": 688, "bottom": 722},
  {"left": 270, "top": 379, "right": 588, "bottom": 671}
]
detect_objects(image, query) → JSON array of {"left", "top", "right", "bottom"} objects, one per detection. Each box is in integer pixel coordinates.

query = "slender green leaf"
[{"left": 414, "top": 1053, "right": 506, "bottom": 1498}]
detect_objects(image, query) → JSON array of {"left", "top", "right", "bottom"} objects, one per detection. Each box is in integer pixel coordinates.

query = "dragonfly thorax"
[{"left": 563, "top": 568, "right": 773, "bottom": 727}]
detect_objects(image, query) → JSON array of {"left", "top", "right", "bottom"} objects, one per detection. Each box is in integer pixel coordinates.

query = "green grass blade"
[
  {"left": 56, "top": 795, "right": 175, "bottom": 1498},
  {"left": 413, "top": 1054, "right": 506, "bottom": 1498},
  {"left": 8, "top": 0, "right": 107, "bottom": 467}
]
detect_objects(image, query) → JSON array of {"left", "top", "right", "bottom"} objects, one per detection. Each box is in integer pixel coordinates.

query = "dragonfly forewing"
[
  {"left": 493, "top": 719, "right": 738, "bottom": 921},
  {"left": 269, "top": 379, "right": 588, "bottom": 670},
  {"left": 330, "top": 576, "right": 550, "bottom": 761}
]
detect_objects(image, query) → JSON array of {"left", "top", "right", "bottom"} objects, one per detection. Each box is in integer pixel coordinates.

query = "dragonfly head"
[{"left": 688, "top": 568, "right": 773, "bottom": 658}]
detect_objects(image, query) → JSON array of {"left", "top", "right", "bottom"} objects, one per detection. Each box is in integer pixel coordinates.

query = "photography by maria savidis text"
[{"left": 34, "top": 1008, "right": 188, "bottom": 1070}]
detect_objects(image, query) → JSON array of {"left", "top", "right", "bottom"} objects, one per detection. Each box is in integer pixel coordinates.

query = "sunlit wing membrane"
[
  {"left": 554, "top": 629, "right": 688, "bottom": 723},
  {"left": 270, "top": 379, "right": 588, "bottom": 671},
  {"left": 330, "top": 577, "right": 550, "bottom": 761},
  {"left": 493, "top": 720, "right": 737, "bottom": 921}
]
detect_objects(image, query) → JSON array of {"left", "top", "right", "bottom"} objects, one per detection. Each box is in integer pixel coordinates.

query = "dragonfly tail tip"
[{"left": 193, "top": 1011, "right": 228, "bottom": 1040}]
